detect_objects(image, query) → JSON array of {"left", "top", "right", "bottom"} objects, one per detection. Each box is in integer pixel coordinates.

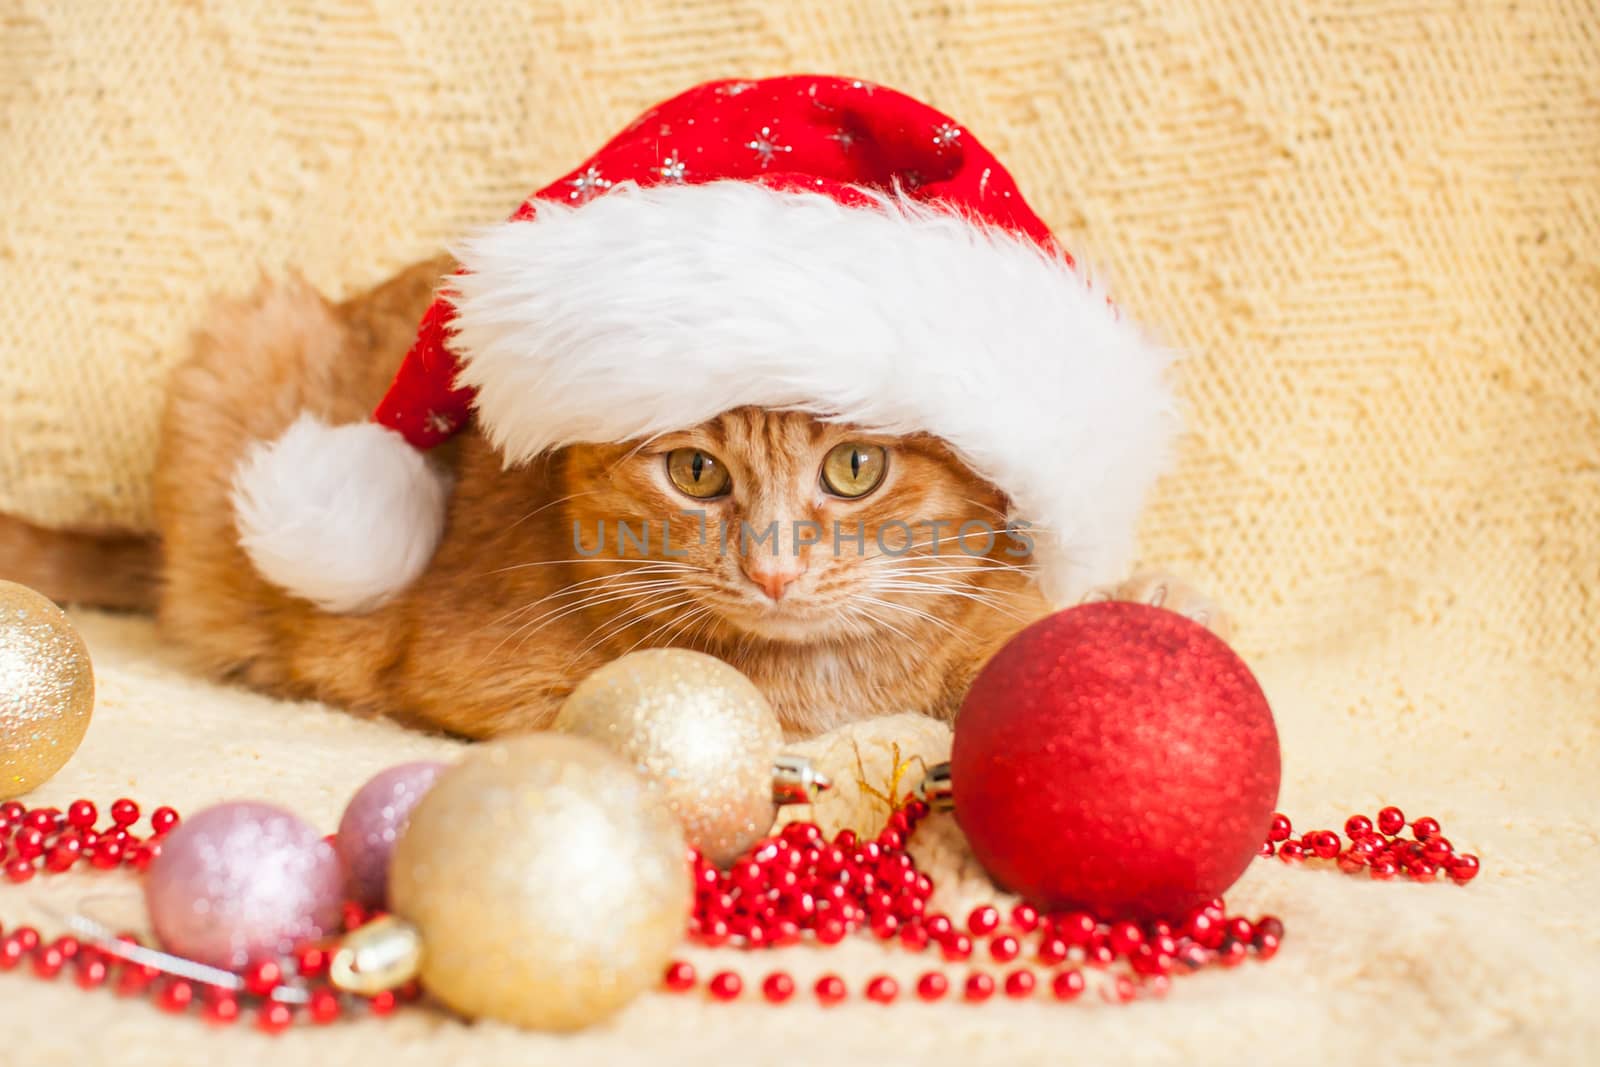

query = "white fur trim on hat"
[
  {"left": 448, "top": 180, "right": 1178, "bottom": 603},
  {"left": 231, "top": 414, "right": 451, "bottom": 612}
]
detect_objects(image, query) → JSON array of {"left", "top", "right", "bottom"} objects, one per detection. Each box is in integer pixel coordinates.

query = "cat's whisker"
[
  {"left": 567, "top": 596, "right": 702, "bottom": 666},
  {"left": 867, "top": 580, "right": 1031, "bottom": 622},
  {"left": 843, "top": 601, "right": 919, "bottom": 645},
  {"left": 490, "top": 581, "right": 695, "bottom": 660},
  {"left": 615, "top": 601, "right": 714, "bottom": 659},
  {"left": 485, "top": 557, "right": 698, "bottom": 577},
  {"left": 852, "top": 593, "right": 967, "bottom": 638},
  {"left": 506, "top": 488, "right": 605, "bottom": 531},
  {"left": 484, "top": 565, "right": 702, "bottom": 629},
  {"left": 487, "top": 574, "right": 692, "bottom": 635}
]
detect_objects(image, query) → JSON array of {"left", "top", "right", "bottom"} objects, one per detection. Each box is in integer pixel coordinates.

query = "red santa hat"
[{"left": 232, "top": 75, "right": 1177, "bottom": 613}]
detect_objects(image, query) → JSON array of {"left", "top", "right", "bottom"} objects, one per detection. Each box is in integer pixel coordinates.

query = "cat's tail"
[{"left": 0, "top": 513, "right": 159, "bottom": 611}]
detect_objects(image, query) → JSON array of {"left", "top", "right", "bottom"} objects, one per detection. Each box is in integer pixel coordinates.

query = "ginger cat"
[{"left": 151, "top": 258, "right": 1224, "bottom": 739}]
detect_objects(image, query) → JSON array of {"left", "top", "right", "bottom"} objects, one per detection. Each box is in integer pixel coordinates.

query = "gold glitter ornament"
[
  {"left": 0, "top": 581, "right": 94, "bottom": 800},
  {"left": 382, "top": 734, "right": 689, "bottom": 1031},
  {"left": 554, "top": 649, "right": 828, "bottom": 867}
]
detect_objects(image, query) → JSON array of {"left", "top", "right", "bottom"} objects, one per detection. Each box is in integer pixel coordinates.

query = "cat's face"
[{"left": 556, "top": 408, "right": 1034, "bottom": 646}]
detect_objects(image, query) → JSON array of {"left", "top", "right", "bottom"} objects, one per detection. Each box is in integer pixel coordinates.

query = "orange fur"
[{"left": 153, "top": 259, "right": 1052, "bottom": 737}]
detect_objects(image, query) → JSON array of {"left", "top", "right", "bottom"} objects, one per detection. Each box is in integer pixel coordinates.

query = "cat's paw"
[{"left": 1082, "top": 569, "right": 1233, "bottom": 642}]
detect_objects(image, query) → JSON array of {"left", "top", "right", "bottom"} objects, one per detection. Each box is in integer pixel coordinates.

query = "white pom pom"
[{"left": 231, "top": 414, "right": 450, "bottom": 613}]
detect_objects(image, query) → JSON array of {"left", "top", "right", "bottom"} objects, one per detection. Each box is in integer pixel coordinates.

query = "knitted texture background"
[{"left": 1, "top": 2, "right": 1597, "bottom": 1063}]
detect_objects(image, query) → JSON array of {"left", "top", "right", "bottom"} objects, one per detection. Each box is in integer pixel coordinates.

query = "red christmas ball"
[{"left": 951, "top": 601, "right": 1279, "bottom": 920}]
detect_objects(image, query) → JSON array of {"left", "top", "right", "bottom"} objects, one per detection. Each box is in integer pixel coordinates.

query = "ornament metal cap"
[
  {"left": 330, "top": 915, "right": 422, "bottom": 996},
  {"left": 916, "top": 762, "right": 954, "bottom": 813},
  {"left": 771, "top": 755, "right": 831, "bottom": 806}
]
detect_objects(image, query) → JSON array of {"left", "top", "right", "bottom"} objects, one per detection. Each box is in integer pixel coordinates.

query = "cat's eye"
[
  {"left": 665, "top": 449, "right": 732, "bottom": 498},
  {"left": 820, "top": 443, "right": 888, "bottom": 499}
]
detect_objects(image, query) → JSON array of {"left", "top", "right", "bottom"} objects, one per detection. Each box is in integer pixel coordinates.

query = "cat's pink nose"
[{"left": 744, "top": 563, "right": 805, "bottom": 601}]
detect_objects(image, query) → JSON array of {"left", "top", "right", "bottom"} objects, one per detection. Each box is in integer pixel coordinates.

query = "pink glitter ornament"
[
  {"left": 335, "top": 761, "right": 445, "bottom": 907},
  {"left": 143, "top": 802, "right": 342, "bottom": 970}
]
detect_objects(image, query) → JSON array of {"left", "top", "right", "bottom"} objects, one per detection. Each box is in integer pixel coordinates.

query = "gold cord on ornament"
[{"left": 851, "top": 741, "right": 927, "bottom": 816}]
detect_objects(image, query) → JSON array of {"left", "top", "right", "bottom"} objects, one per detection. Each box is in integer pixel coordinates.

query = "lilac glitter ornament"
[
  {"left": 143, "top": 802, "right": 343, "bottom": 970},
  {"left": 336, "top": 761, "right": 446, "bottom": 907}
]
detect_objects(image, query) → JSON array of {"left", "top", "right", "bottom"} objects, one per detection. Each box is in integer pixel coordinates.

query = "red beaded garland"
[{"left": 1, "top": 791, "right": 1478, "bottom": 1026}]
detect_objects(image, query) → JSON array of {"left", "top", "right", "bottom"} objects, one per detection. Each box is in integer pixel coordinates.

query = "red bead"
[
  {"left": 761, "top": 971, "right": 796, "bottom": 1003},
  {"left": 1106, "top": 974, "right": 1138, "bottom": 1003},
  {"left": 814, "top": 974, "right": 847, "bottom": 1004},
  {"left": 708, "top": 971, "right": 742, "bottom": 1000},
  {"left": 1131, "top": 944, "right": 1172, "bottom": 976},
  {"left": 1185, "top": 910, "right": 1223, "bottom": 948},
  {"left": 1051, "top": 968, "right": 1086, "bottom": 1000},
  {"left": 815, "top": 917, "right": 846, "bottom": 945},
  {"left": 963, "top": 971, "right": 995, "bottom": 1002},
  {"left": 1267, "top": 812, "right": 1292, "bottom": 843},
  {"left": 1011, "top": 904, "right": 1040, "bottom": 932},
  {"left": 295, "top": 945, "right": 329, "bottom": 978},
  {"left": 308, "top": 988, "right": 341, "bottom": 1024},
  {"left": 1003, "top": 968, "right": 1036, "bottom": 997},
  {"left": 1226, "top": 917, "right": 1254, "bottom": 945},
  {"left": 45, "top": 838, "right": 81, "bottom": 872},
  {"left": 1276, "top": 841, "right": 1305, "bottom": 863},
  {"left": 12, "top": 927, "right": 39, "bottom": 953},
  {"left": 90, "top": 839, "right": 124, "bottom": 869},
  {"left": 1086, "top": 942, "right": 1116, "bottom": 968},
  {"left": 1308, "top": 830, "right": 1342, "bottom": 859},
  {"left": 256, "top": 1000, "right": 294, "bottom": 1033},
  {"left": 1218, "top": 939, "right": 1249, "bottom": 967},
  {"left": 342, "top": 901, "right": 369, "bottom": 931},
  {"left": 1369, "top": 858, "right": 1398, "bottom": 880},
  {"left": 0, "top": 801, "right": 23, "bottom": 823},
  {"left": 967, "top": 905, "right": 1000, "bottom": 936},
  {"left": 0, "top": 936, "right": 24, "bottom": 971},
  {"left": 1377, "top": 806, "right": 1406, "bottom": 835},
  {"left": 116, "top": 962, "right": 160, "bottom": 997},
  {"left": 870, "top": 913, "right": 900, "bottom": 940},
  {"left": 23, "top": 808, "right": 60, "bottom": 834},
  {"left": 988, "top": 934, "right": 1020, "bottom": 962},
  {"left": 915, "top": 971, "right": 949, "bottom": 1000},
  {"left": 941, "top": 933, "right": 972, "bottom": 961},
  {"left": 1422, "top": 836, "right": 1453, "bottom": 863},
  {"left": 75, "top": 956, "right": 109, "bottom": 989},
  {"left": 1411, "top": 816, "right": 1441, "bottom": 841},
  {"left": 243, "top": 958, "right": 284, "bottom": 996},
  {"left": 5, "top": 857, "right": 34, "bottom": 882},
  {"left": 158, "top": 979, "right": 195, "bottom": 1013},
  {"left": 1037, "top": 936, "right": 1069, "bottom": 965},
  {"left": 1056, "top": 911, "right": 1096, "bottom": 946},
  {"left": 66, "top": 800, "right": 97, "bottom": 830},
  {"left": 865, "top": 975, "right": 898, "bottom": 1003},
  {"left": 205, "top": 992, "right": 242, "bottom": 1026},
  {"left": 698, "top": 917, "right": 730, "bottom": 946},
  {"left": 1450, "top": 854, "right": 1481, "bottom": 883},
  {"left": 899, "top": 922, "right": 930, "bottom": 951},
  {"left": 13, "top": 828, "right": 44, "bottom": 859},
  {"left": 109, "top": 799, "right": 140, "bottom": 828},
  {"left": 31, "top": 944, "right": 66, "bottom": 979},
  {"left": 1254, "top": 932, "right": 1281, "bottom": 960},
  {"left": 1254, "top": 915, "right": 1285, "bottom": 943},
  {"left": 833, "top": 829, "right": 857, "bottom": 850},
  {"left": 924, "top": 914, "right": 954, "bottom": 941},
  {"left": 367, "top": 990, "right": 397, "bottom": 1016},
  {"left": 1107, "top": 920, "right": 1144, "bottom": 956},
  {"left": 1344, "top": 814, "right": 1373, "bottom": 839},
  {"left": 663, "top": 960, "right": 696, "bottom": 992},
  {"left": 150, "top": 807, "right": 180, "bottom": 835}
]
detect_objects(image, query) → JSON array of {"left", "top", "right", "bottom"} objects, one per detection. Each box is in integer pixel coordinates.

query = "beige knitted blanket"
[{"left": 2, "top": 1, "right": 1597, "bottom": 1063}]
